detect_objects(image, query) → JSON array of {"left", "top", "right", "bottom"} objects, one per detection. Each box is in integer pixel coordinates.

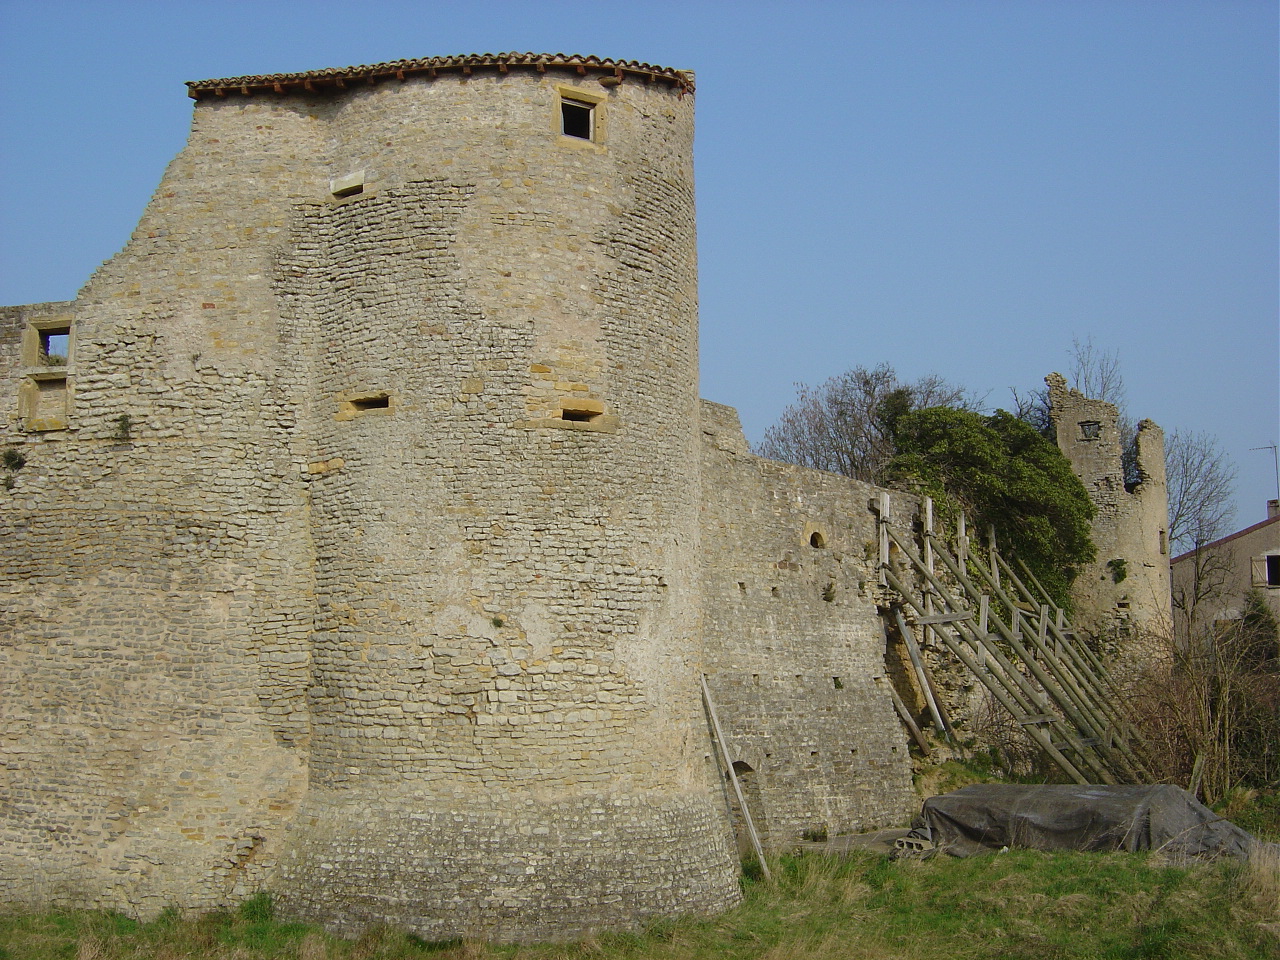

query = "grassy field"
[{"left": 3, "top": 844, "right": 1277, "bottom": 960}]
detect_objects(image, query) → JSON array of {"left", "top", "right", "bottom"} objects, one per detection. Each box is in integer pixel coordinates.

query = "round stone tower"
[{"left": 180, "top": 54, "right": 736, "bottom": 939}]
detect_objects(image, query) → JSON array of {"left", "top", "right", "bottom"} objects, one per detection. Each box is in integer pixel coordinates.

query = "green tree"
[{"left": 885, "top": 407, "right": 1097, "bottom": 609}]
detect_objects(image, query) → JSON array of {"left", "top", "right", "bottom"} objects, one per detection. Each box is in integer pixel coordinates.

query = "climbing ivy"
[{"left": 884, "top": 407, "right": 1096, "bottom": 609}]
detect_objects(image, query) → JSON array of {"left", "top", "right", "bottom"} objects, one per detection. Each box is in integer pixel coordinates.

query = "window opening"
[
  {"left": 350, "top": 395, "right": 390, "bottom": 412},
  {"left": 809, "top": 531, "right": 826, "bottom": 548},
  {"left": 560, "top": 408, "right": 600, "bottom": 422},
  {"left": 561, "top": 98, "right": 594, "bottom": 140},
  {"left": 1267, "top": 555, "right": 1280, "bottom": 587},
  {"left": 40, "top": 328, "right": 70, "bottom": 366},
  {"left": 1079, "top": 420, "right": 1101, "bottom": 440}
]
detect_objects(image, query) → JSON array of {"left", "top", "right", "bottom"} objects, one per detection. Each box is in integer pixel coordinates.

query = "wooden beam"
[
  {"left": 916, "top": 611, "right": 974, "bottom": 625},
  {"left": 895, "top": 610, "right": 949, "bottom": 737},
  {"left": 701, "top": 676, "right": 771, "bottom": 881},
  {"left": 882, "top": 568, "right": 1089, "bottom": 784}
]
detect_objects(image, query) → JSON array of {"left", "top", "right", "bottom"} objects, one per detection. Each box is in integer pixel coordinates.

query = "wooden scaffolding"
[{"left": 873, "top": 493, "right": 1155, "bottom": 785}]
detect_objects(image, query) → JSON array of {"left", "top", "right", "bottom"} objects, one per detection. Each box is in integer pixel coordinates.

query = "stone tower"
[
  {"left": 1, "top": 54, "right": 738, "bottom": 940},
  {"left": 1046, "top": 373, "right": 1171, "bottom": 646}
]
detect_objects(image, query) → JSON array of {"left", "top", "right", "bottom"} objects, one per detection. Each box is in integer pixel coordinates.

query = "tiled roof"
[
  {"left": 187, "top": 52, "right": 694, "bottom": 99},
  {"left": 1170, "top": 513, "right": 1280, "bottom": 565}
]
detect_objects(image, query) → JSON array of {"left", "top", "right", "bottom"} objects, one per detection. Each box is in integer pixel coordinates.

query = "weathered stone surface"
[
  {"left": 1047, "top": 373, "right": 1171, "bottom": 648},
  {"left": 0, "top": 56, "right": 917, "bottom": 940}
]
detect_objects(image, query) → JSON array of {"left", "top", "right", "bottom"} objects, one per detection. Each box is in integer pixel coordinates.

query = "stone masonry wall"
[
  {"left": 0, "top": 90, "right": 321, "bottom": 913},
  {"left": 699, "top": 402, "right": 917, "bottom": 847},
  {"left": 2, "top": 63, "right": 741, "bottom": 941},
  {"left": 1047, "top": 374, "right": 1171, "bottom": 647}
]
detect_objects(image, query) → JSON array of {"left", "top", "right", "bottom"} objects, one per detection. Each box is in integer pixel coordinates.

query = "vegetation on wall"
[
  {"left": 884, "top": 407, "right": 1097, "bottom": 610},
  {"left": 756, "top": 365, "right": 1097, "bottom": 610}
]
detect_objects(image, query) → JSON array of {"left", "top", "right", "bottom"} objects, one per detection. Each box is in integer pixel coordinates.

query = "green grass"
[
  {"left": 1215, "top": 788, "right": 1280, "bottom": 843},
  {"left": 2, "top": 849, "right": 1276, "bottom": 960}
]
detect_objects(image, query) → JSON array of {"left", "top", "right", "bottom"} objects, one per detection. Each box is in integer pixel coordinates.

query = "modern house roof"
[{"left": 1170, "top": 512, "right": 1280, "bottom": 565}]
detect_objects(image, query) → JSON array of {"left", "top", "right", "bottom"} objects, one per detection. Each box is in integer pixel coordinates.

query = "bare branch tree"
[
  {"left": 1068, "top": 334, "right": 1127, "bottom": 409},
  {"left": 1009, "top": 385, "right": 1052, "bottom": 436},
  {"left": 1012, "top": 335, "right": 1130, "bottom": 440},
  {"left": 756, "top": 363, "right": 979, "bottom": 484},
  {"left": 1166, "top": 428, "right": 1237, "bottom": 555}
]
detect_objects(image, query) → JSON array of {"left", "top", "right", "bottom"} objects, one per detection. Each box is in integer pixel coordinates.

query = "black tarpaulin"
[{"left": 911, "top": 784, "right": 1266, "bottom": 860}]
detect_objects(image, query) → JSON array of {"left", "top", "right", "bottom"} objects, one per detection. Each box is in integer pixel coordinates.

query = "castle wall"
[
  {"left": 1047, "top": 374, "right": 1172, "bottom": 647},
  {"left": 263, "top": 69, "right": 737, "bottom": 940},
  {"left": 1, "top": 63, "right": 740, "bottom": 941},
  {"left": 698, "top": 402, "right": 916, "bottom": 847},
  {"left": 0, "top": 94, "right": 324, "bottom": 912}
]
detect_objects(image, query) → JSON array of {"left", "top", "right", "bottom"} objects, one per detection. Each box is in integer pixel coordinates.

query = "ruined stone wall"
[
  {"left": 1, "top": 64, "right": 740, "bottom": 941},
  {"left": 1047, "top": 374, "right": 1171, "bottom": 647},
  {"left": 0, "top": 93, "right": 323, "bottom": 912},
  {"left": 698, "top": 402, "right": 917, "bottom": 847}
]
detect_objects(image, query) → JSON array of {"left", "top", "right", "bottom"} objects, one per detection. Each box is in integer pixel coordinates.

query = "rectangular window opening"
[
  {"left": 561, "top": 98, "right": 594, "bottom": 140},
  {"left": 40, "top": 328, "right": 70, "bottom": 366},
  {"left": 351, "top": 395, "right": 390, "bottom": 412},
  {"left": 560, "top": 408, "right": 601, "bottom": 423},
  {"left": 1079, "top": 420, "right": 1101, "bottom": 440},
  {"left": 1267, "top": 555, "right": 1280, "bottom": 587}
]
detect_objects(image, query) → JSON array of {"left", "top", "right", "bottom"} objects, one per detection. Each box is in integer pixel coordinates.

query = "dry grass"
[{"left": 1244, "top": 842, "right": 1280, "bottom": 921}]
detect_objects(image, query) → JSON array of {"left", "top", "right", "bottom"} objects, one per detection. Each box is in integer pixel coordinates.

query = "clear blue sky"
[{"left": 2, "top": 0, "right": 1276, "bottom": 526}]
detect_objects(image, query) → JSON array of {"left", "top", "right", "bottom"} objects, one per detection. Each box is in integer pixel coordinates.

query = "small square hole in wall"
[
  {"left": 561, "top": 98, "right": 594, "bottom": 140},
  {"left": 1079, "top": 420, "right": 1101, "bottom": 440}
]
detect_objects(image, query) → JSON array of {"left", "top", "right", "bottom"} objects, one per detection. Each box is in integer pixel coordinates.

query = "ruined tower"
[
  {"left": 1046, "top": 373, "right": 1172, "bottom": 646},
  {"left": 1, "top": 54, "right": 739, "bottom": 940}
]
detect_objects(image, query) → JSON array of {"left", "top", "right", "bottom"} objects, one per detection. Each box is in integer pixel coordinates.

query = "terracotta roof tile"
[{"left": 187, "top": 52, "right": 694, "bottom": 99}]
